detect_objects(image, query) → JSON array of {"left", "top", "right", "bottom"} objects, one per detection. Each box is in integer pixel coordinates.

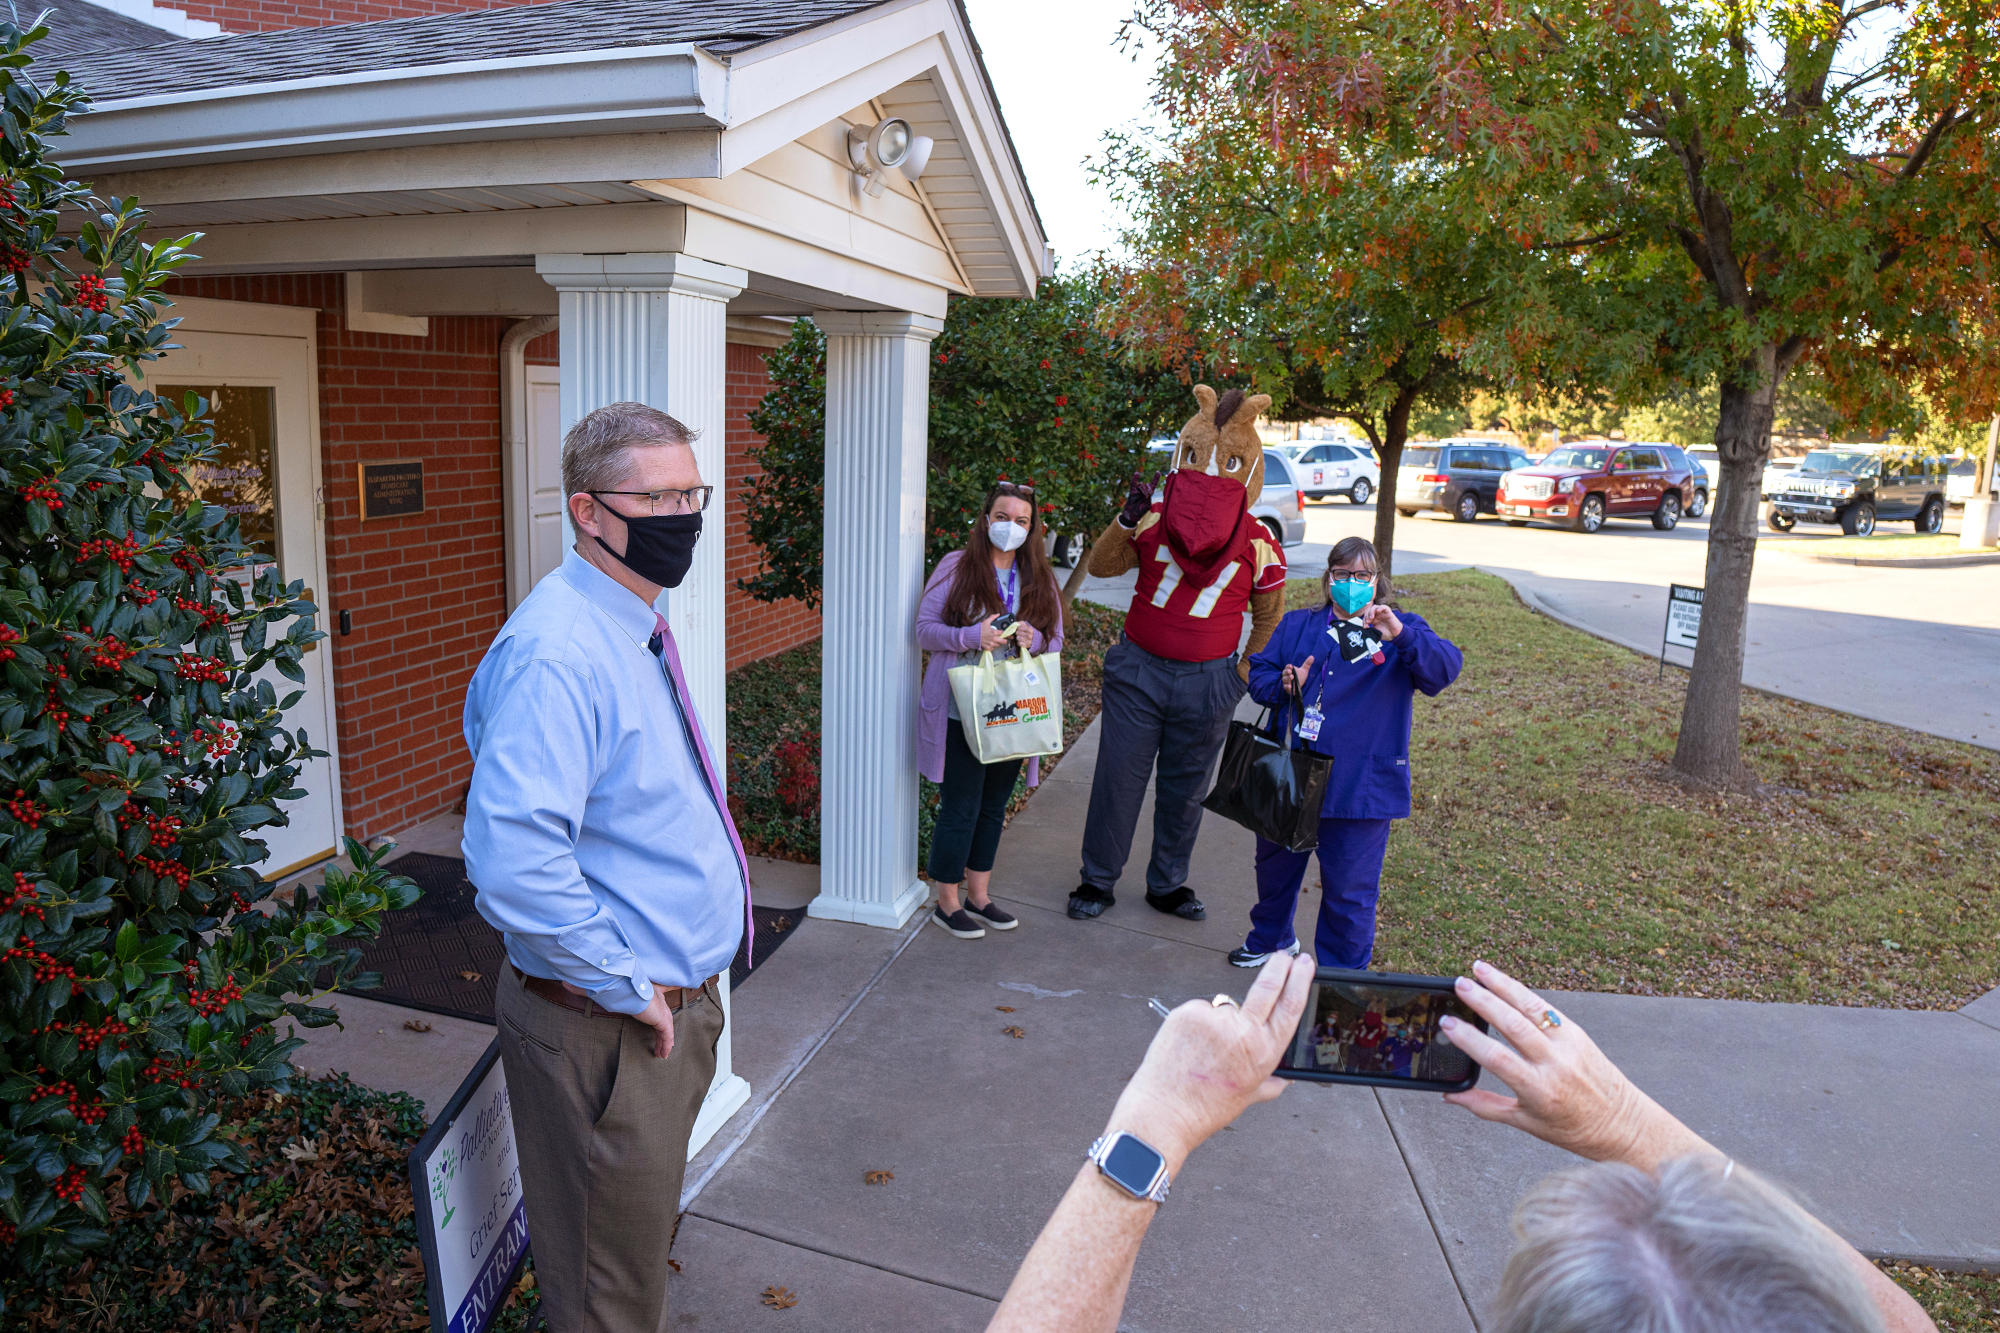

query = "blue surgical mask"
[{"left": 1329, "top": 576, "right": 1374, "bottom": 616}]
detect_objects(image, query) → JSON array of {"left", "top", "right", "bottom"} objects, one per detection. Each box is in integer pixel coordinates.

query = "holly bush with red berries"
[{"left": 0, "top": 23, "right": 415, "bottom": 1280}]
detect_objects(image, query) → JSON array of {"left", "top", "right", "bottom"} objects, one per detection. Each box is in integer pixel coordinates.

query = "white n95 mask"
[{"left": 989, "top": 520, "right": 1029, "bottom": 553}]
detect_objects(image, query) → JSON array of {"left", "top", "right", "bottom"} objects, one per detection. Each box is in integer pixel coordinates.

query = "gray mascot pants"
[{"left": 1079, "top": 636, "right": 1245, "bottom": 895}]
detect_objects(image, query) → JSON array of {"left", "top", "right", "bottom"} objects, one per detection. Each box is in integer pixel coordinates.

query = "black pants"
[
  {"left": 927, "top": 719, "right": 1024, "bottom": 885},
  {"left": 1079, "top": 636, "right": 1245, "bottom": 894}
]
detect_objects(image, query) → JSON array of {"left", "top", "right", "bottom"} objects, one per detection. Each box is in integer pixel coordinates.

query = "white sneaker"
[{"left": 1227, "top": 940, "right": 1301, "bottom": 968}]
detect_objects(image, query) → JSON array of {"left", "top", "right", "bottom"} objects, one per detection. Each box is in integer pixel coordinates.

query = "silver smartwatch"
[{"left": 1086, "top": 1131, "right": 1171, "bottom": 1204}]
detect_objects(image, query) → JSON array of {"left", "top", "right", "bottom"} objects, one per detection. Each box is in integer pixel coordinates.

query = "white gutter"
[
  {"left": 500, "top": 314, "right": 560, "bottom": 610},
  {"left": 59, "top": 44, "right": 729, "bottom": 173}
]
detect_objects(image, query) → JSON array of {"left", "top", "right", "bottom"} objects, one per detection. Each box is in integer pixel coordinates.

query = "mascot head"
[
  {"left": 1172, "top": 384, "right": 1273, "bottom": 493},
  {"left": 1159, "top": 384, "right": 1275, "bottom": 580}
]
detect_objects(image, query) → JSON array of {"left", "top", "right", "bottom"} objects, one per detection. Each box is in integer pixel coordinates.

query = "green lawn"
[
  {"left": 1881, "top": 1262, "right": 2000, "bottom": 1332},
  {"left": 1296, "top": 572, "right": 1999, "bottom": 1009}
]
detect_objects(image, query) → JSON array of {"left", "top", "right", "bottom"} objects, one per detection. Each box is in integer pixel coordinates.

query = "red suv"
[{"left": 1496, "top": 442, "right": 1698, "bottom": 533}]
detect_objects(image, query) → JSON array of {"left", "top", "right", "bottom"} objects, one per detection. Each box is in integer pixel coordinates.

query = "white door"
[
  {"left": 140, "top": 306, "right": 342, "bottom": 881},
  {"left": 526, "top": 365, "right": 566, "bottom": 594}
]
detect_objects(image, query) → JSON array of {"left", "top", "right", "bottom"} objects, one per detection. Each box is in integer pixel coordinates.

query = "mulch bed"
[{"left": 335, "top": 852, "right": 805, "bottom": 1024}]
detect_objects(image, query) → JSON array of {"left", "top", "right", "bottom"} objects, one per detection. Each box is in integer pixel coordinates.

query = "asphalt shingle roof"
[
  {"left": 24, "top": 1, "right": 187, "bottom": 68},
  {"left": 54, "top": 0, "right": 884, "bottom": 101}
]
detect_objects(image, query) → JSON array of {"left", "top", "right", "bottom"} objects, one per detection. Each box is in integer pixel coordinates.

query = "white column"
[
  {"left": 808, "top": 310, "right": 944, "bottom": 929},
  {"left": 536, "top": 252, "right": 752, "bottom": 1153},
  {"left": 534, "top": 253, "right": 744, "bottom": 737}
]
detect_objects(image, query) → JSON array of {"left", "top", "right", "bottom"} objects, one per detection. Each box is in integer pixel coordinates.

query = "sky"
[{"left": 958, "top": 0, "right": 1163, "bottom": 268}]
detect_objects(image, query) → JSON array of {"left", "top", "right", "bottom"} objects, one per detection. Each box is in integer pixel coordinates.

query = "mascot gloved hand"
[{"left": 1070, "top": 386, "right": 1289, "bottom": 924}]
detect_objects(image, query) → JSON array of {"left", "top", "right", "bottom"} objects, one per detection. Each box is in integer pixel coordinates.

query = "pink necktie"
[{"left": 652, "top": 612, "right": 754, "bottom": 965}]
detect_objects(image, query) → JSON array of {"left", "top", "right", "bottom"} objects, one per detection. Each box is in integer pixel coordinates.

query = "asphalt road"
[{"left": 1075, "top": 499, "right": 2000, "bottom": 751}]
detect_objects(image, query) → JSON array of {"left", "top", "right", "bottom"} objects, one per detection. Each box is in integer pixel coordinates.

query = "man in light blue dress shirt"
[{"left": 463, "top": 402, "right": 748, "bottom": 1333}]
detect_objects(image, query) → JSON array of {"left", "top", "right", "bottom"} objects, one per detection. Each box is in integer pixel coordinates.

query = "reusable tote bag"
[
  {"left": 947, "top": 649, "right": 1065, "bottom": 763},
  {"left": 1200, "top": 700, "right": 1332, "bottom": 852}
]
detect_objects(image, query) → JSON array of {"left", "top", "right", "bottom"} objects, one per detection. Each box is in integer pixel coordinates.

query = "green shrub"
[{"left": 0, "top": 22, "right": 414, "bottom": 1281}]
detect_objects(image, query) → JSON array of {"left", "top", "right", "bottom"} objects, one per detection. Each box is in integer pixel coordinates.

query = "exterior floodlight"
[{"left": 847, "top": 118, "right": 935, "bottom": 196}]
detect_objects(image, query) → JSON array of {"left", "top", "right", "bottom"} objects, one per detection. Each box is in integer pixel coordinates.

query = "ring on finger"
[
  {"left": 1537, "top": 1009, "right": 1562, "bottom": 1031},
  {"left": 1211, "top": 994, "right": 1238, "bottom": 1009}
]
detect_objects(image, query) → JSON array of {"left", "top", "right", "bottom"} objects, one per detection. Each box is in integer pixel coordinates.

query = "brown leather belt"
[{"left": 511, "top": 964, "right": 718, "bottom": 1017}]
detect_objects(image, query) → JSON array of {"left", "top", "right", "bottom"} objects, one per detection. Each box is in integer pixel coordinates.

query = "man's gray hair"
[
  {"left": 1494, "top": 1155, "right": 1884, "bottom": 1333},
  {"left": 561, "top": 401, "right": 698, "bottom": 498}
]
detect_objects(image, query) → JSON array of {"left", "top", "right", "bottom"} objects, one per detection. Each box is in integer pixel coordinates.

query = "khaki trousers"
[{"left": 496, "top": 965, "right": 723, "bottom": 1333}]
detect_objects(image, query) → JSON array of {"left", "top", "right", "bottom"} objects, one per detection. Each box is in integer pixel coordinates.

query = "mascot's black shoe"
[
  {"left": 1068, "top": 884, "right": 1115, "bottom": 920},
  {"left": 1145, "top": 887, "right": 1207, "bottom": 921}
]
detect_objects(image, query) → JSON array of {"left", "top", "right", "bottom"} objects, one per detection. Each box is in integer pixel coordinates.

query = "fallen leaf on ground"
[
  {"left": 459, "top": 971, "right": 483, "bottom": 982},
  {"left": 403, "top": 1020, "right": 433, "bottom": 1033},
  {"left": 1002, "top": 1026, "right": 1025, "bottom": 1039},
  {"left": 863, "top": 1170, "right": 893, "bottom": 1185},
  {"left": 761, "top": 1286, "right": 798, "bottom": 1309},
  {"left": 771, "top": 915, "right": 793, "bottom": 931},
  {"left": 667, "top": 1259, "right": 682, "bottom": 1273},
  {"left": 995, "top": 1006, "right": 1015, "bottom": 1013},
  {"left": 280, "top": 1137, "right": 320, "bottom": 1163}
]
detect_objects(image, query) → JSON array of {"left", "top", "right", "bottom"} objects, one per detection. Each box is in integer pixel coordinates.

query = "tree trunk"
[
  {"left": 1059, "top": 548, "right": 1092, "bottom": 610},
  {"left": 1672, "top": 346, "right": 1780, "bottom": 792},
  {"left": 1371, "top": 388, "right": 1418, "bottom": 588}
]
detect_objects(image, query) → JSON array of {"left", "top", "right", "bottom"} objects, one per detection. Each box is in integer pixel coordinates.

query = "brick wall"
[
  {"left": 166, "top": 273, "right": 511, "bottom": 843},
  {"left": 160, "top": 280, "right": 819, "bottom": 841},
  {"left": 181, "top": 0, "right": 566, "bottom": 34},
  {"left": 724, "top": 341, "right": 821, "bottom": 669}
]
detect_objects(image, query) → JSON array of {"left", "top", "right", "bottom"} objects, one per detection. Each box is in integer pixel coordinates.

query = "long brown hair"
[{"left": 943, "top": 484, "right": 1062, "bottom": 638}]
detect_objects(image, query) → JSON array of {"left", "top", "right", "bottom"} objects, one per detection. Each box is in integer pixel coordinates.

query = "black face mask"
[{"left": 595, "top": 511, "right": 701, "bottom": 589}]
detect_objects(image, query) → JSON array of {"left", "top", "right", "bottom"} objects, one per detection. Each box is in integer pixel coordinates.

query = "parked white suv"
[{"left": 1291, "top": 441, "right": 1380, "bottom": 505}]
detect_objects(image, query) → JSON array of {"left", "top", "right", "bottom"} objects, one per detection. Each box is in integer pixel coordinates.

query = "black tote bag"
[{"left": 1200, "top": 701, "right": 1333, "bottom": 853}]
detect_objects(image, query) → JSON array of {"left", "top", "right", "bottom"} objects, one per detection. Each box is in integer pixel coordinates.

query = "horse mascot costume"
[{"left": 1069, "top": 385, "right": 1287, "bottom": 921}]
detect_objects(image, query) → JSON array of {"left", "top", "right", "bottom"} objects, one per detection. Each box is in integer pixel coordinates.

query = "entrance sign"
[
  {"left": 410, "top": 1039, "right": 529, "bottom": 1333},
  {"left": 360, "top": 459, "right": 426, "bottom": 519},
  {"left": 1660, "top": 583, "right": 1703, "bottom": 678}
]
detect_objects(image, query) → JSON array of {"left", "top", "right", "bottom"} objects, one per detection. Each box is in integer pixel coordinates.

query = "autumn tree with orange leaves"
[{"left": 1112, "top": 0, "right": 1998, "bottom": 792}]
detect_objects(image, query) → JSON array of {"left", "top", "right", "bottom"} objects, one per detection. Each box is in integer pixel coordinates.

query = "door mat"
[{"left": 331, "top": 851, "right": 805, "bottom": 1025}]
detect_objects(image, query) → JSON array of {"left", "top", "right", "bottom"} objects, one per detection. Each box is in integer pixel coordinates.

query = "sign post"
[
  {"left": 1661, "top": 583, "right": 1703, "bottom": 679},
  {"left": 410, "top": 1039, "right": 529, "bottom": 1333}
]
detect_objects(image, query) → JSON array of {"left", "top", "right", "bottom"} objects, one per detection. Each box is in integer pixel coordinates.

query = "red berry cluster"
[
  {"left": 18, "top": 477, "right": 61, "bottom": 510},
  {"left": 195, "top": 721, "right": 241, "bottom": 760},
  {"left": 42, "top": 684, "right": 72, "bottom": 731},
  {"left": 0, "top": 623, "right": 17, "bottom": 664},
  {"left": 187, "top": 974, "right": 243, "bottom": 1017},
  {"left": 141, "top": 1053, "right": 198, "bottom": 1090},
  {"left": 120, "top": 1126, "right": 143, "bottom": 1155},
  {"left": 52, "top": 1166, "right": 87, "bottom": 1203},
  {"left": 79, "top": 533, "right": 142, "bottom": 574},
  {"left": 125, "top": 584, "right": 159, "bottom": 607},
  {"left": 75, "top": 273, "right": 109, "bottom": 313},
  {"left": 80, "top": 636, "right": 138, "bottom": 673},
  {"left": 1, "top": 244, "right": 30, "bottom": 275},
  {"left": 6, "top": 790, "right": 45, "bottom": 829},
  {"left": 105, "top": 732, "right": 139, "bottom": 756},
  {"left": 170, "top": 550, "right": 208, "bottom": 578},
  {"left": 0, "top": 1221, "right": 13, "bottom": 1247},
  {"left": 175, "top": 653, "right": 230, "bottom": 684},
  {"left": 2, "top": 873, "right": 44, "bottom": 923},
  {"left": 172, "top": 594, "right": 229, "bottom": 629},
  {"left": 32, "top": 1078, "right": 108, "bottom": 1127},
  {"left": 225, "top": 891, "right": 253, "bottom": 915},
  {"left": 42, "top": 1016, "right": 132, "bottom": 1053},
  {"left": 117, "top": 809, "right": 181, "bottom": 851},
  {"left": 2, "top": 937, "right": 76, "bottom": 983},
  {"left": 0, "top": 388, "right": 18, "bottom": 409},
  {"left": 136, "top": 853, "right": 191, "bottom": 891}
]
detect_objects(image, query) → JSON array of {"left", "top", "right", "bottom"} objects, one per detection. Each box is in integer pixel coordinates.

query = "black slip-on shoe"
[
  {"left": 1145, "top": 887, "right": 1207, "bottom": 921},
  {"left": 930, "top": 905, "right": 985, "bottom": 939},
  {"left": 1068, "top": 884, "right": 1115, "bottom": 920},
  {"left": 964, "top": 900, "right": 1019, "bottom": 931},
  {"left": 1228, "top": 941, "right": 1301, "bottom": 968}
]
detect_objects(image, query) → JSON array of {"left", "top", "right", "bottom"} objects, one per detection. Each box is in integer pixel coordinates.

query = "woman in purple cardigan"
[{"left": 916, "top": 482, "right": 1066, "bottom": 939}]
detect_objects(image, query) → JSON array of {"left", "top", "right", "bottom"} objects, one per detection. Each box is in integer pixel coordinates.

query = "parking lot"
[{"left": 1078, "top": 497, "right": 2000, "bottom": 750}]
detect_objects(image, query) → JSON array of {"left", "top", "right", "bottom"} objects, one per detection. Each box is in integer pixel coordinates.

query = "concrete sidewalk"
[{"left": 666, "top": 716, "right": 2000, "bottom": 1329}]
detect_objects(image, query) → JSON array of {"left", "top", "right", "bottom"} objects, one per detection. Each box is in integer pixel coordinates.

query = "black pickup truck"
[{"left": 1763, "top": 448, "right": 1949, "bottom": 537}]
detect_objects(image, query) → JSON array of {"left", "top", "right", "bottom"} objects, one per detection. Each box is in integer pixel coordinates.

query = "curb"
[{"left": 1758, "top": 546, "right": 2000, "bottom": 569}]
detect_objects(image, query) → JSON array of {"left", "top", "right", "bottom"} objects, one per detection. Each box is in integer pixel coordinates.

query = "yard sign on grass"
[
  {"left": 410, "top": 1039, "right": 529, "bottom": 1333},
  {"left": 1661, "top": 584, "right": 1703, "bottom": 679}
]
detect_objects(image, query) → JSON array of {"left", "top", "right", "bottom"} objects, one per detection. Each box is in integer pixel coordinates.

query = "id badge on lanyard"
[{"left": 1297, "top": 614, "right": 1332, "bottom": 742}]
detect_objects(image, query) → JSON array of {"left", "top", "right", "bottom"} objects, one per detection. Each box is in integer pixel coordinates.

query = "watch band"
[{"left": 1086, "top": 1132, "right": 1171, "bottom": 1204}]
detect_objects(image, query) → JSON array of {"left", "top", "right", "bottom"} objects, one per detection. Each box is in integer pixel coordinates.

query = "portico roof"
[{"left": 54, "top": 0, "right": 1047, "bottom": 306}]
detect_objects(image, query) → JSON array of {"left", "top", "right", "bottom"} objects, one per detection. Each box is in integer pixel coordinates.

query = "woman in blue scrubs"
[{"left": 1234, "top": 537, "right": 1463, "bottom": 968}]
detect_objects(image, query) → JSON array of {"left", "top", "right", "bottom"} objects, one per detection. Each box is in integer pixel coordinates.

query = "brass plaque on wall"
[{"left": 359, "top": 460, "right": 424, "bottom": 520}]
